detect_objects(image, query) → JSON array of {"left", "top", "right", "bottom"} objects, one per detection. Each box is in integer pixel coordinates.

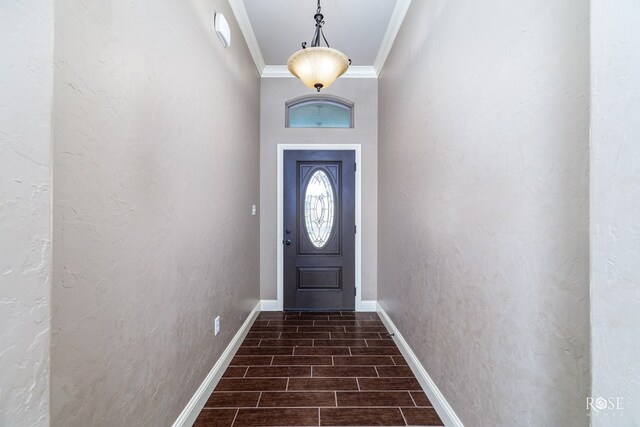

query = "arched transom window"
[{"left": 286, "top": 95, "right": 354, "bottom": 128}]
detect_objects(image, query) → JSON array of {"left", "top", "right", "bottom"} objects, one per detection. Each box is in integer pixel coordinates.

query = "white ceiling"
[
  {"left": 228, "top": 0, "right": 412, "bottom": 77},
  {"left": 243, "top": 0, "right": 397, "bottom": 67}
]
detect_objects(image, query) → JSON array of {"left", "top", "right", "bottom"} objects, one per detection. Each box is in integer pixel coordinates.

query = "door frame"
[{"left": 276, "top": 144, "right": 364, "bottom": 311}]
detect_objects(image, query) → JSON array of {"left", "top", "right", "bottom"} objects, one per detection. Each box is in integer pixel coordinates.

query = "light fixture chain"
[{"left": 310, "top": 0, "right": 330, "bottom": 48}]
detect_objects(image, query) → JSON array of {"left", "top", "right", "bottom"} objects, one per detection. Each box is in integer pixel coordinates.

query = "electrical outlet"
[
  {"left": 251, "top": 204, "right": 257, "bottom": 216},
  {"left": 214, "top": 316, "right": 220, "bottom": 335}
]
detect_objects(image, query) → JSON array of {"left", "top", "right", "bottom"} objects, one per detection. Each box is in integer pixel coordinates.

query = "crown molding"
[
  {"left": 261, "top": 65, "right": 292, "bottom": 78},
  {"left": 262, "top": 65, "right": 378, "bottom": 79},
  {"left": 228, "top": 0, "right": 265, "bottom": 73},
  {"left": 343, "top": 66, "right": 379, "bottom": 79},
  {"left": 373, "top": 0, "right": 413, "bottom": 75}
]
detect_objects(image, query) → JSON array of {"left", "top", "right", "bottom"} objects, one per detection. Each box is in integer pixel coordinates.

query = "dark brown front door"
[{"left": 283, "top": 150, "right": 356, "bottom": 311}]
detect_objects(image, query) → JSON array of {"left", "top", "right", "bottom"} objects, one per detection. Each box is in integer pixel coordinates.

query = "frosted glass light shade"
[{"left": 287, "top": 47, "right": 349, "bottom": 91}]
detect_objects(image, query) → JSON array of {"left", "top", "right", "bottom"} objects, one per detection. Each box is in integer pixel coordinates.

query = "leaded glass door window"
[{"left": 304, "top": 169, "right": 335, "bottom": 249}]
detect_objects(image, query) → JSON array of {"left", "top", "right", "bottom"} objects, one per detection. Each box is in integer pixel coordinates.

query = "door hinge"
[
  {"left": 354, "top": 224, "right": 357, "bottom": 234},
  {"left": 354, "top": 162, "right": 357, "bottom": 172},
  {"left": 354, "top": 287, "right": 357, "bottom": 296}
]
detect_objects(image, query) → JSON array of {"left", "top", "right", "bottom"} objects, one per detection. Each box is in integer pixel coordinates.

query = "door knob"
[{"left": 284, "top": 239, "right": 292, "bottom": 246}]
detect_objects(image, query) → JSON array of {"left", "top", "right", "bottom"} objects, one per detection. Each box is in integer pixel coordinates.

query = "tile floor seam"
[
  {"left": 408, "top": 391, "right": 418, "bottom": 407},
  {"left": 399, "top": 406, "right": 409, "bottom": 426},
  {"left": 229, "top": 408, "right": 239, "bottom": 427},
  {"left": 219, "top": 389, "right": 418, "bottom": 393},
  {"left": 209, "top": 404, "right": 425, "bottom": 409}
]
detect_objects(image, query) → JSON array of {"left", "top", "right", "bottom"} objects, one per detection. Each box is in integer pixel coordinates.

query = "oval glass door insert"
[{"left": 304, "top": 169, "right": 335, "bottom": 248}]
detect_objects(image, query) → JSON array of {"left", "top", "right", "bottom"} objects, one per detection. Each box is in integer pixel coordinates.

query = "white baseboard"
[
  {"left": 261, "top": 299, "right": 280, "bottom": 311},
  {"left": 261, "top": 299, "right": 378, "bottom": 312},
  {"left": 172, "top": 302, "right": 261, "bottom": 427},
  {"left": 376, "top": 303, "right": 464, "bottom": 427},
  {"left": 358, "top": 300, "right": 378, "bottom": 312}
]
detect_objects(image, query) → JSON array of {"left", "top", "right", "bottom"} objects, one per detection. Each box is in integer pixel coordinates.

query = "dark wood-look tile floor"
[{"left": 194, "top": 312, "right": 443, "bottom": 427}]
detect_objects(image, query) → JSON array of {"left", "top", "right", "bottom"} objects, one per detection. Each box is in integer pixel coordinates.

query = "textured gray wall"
[
  {"left": 52, "top": 1, "right": 260, "bottom": 425},
  {"left": 378, "top": 1, "right": 590, "bottom": 425},
  {"left": 259, "top": 78, "right": 378, "bottom": 302},
  {"left": 591, "top": 0, "right": 640, "bottom": 424},
  {"left": 0, "top": 1, "right": 52, "bottom": 426}
]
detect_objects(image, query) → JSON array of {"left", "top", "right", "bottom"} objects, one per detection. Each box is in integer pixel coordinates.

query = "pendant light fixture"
[{"left": 287, "top": 0, "right": 351, "bottom": 92}]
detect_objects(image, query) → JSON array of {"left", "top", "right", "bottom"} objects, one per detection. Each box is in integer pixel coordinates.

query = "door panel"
[
  {"left": 283, "top": 150, "right": 355, "bottom": 311},
  {"left": 298, "top": 268, "right": 341, "bottom": 289}
]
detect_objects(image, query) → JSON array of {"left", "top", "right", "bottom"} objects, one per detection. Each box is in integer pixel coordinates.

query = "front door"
[{"left": 283, "top": 150, "right": 356, "bottom": 311}]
